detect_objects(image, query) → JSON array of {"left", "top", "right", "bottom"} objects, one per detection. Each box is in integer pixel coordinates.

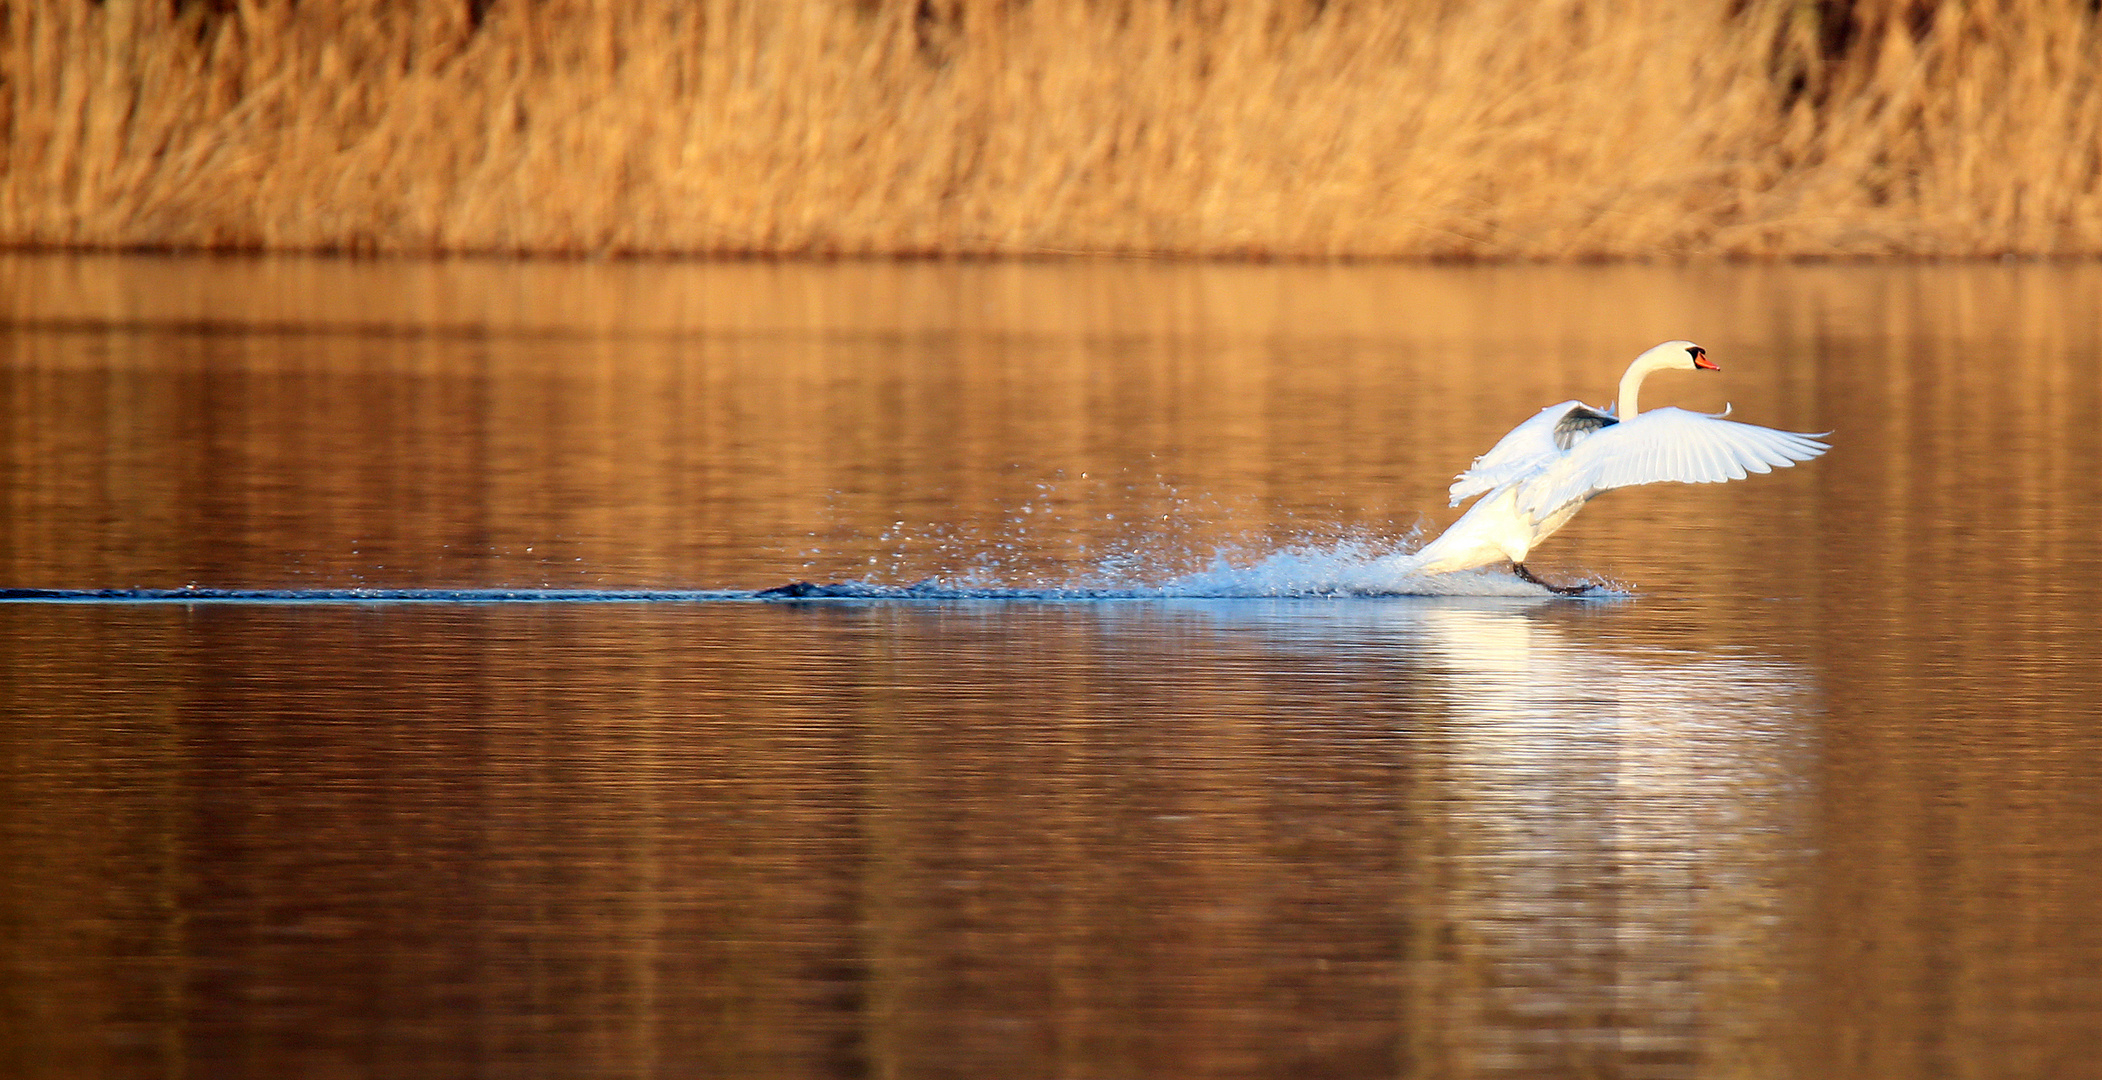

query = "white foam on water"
[
  {"left": 789, "top": 533, "right": 1615, "bottom": 599},
  {"left": 1146, "top": 541, "right": 1551, "bottom": 597}
]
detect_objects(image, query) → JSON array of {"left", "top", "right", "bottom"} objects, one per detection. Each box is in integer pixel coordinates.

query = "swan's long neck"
[{"left": 1615, "top": 357, "right": 1666, "bottom": 419}]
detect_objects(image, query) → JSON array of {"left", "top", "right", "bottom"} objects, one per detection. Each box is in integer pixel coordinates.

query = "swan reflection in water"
[{"left": 1207, "top": 598, "right": 1817, "bottom": 1075}]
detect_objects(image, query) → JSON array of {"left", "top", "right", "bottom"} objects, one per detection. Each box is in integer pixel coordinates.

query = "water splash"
[
  {"left": 762, "top": 533, "right": 1606, "bottom": 600},
  {"left": 1, "top": 528, "right": 1616, "bottom": 603},
  {"left": 1147, "top": 540, "right": 1551, "bottom": 598}
]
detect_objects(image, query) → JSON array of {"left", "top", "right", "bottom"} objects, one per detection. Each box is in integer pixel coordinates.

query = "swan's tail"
[{"left": 1401, "top": 483, "right": 1542, "bottom": 576}]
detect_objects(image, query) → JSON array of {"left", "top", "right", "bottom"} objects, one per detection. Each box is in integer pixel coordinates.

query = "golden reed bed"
[{"left": 5, "top": 0, "right": 2100, "bottom": 258}]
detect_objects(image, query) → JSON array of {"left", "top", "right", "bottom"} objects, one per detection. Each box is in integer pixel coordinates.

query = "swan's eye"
[{"left": 1687, "top": 347, "right": 1704, "bottom": 360}]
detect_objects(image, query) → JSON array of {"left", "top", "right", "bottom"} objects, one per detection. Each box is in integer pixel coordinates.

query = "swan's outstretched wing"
[
  {"left": 1449, "top": 401, "right": 1617, "bottom": 505},
  {"left": 1516, "top": 406, "right": 1828, "bottom": 518}
]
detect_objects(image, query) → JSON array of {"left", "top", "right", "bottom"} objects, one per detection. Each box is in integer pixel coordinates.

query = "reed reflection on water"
[{"left": 3, "top": 254, "right": 2102, "bottom": 1079}]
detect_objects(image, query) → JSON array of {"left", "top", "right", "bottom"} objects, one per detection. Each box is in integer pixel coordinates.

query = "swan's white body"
[{"left": 1405, "top": 341, "right": 1828, "bottom": 580}]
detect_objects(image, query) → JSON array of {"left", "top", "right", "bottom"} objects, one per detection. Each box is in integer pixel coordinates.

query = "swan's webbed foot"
[{"left": 1512, "top": 562, "right": 1592, "bottom": 596}]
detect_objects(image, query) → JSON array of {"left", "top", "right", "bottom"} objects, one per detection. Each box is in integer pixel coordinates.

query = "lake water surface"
[{"left": 3, "top": 254, "right": 2099, "bottom": 1079}]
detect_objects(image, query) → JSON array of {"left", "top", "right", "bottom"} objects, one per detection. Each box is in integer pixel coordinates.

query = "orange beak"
[{"left": 1693, "top": 349, "right": 1720, "bottom": 371}]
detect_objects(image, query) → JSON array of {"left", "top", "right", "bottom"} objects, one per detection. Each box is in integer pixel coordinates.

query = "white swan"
[{"left": 1403, "top": 341, "right": 1828, "bottom": 593}]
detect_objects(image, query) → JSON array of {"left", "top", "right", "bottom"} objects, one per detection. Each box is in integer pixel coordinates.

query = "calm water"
[{"left": 3, "top": 254, "right": 2100, "bottom": 1079}]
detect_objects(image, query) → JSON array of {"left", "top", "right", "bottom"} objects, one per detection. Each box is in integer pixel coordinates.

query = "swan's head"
[{"left": 1635, "top": 339, "right": 1719, "bottom": 373}]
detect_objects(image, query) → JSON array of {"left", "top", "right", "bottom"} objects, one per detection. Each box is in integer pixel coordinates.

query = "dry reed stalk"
[{"left": 2, "top": 0, "right": 2099, "bottom": 258}]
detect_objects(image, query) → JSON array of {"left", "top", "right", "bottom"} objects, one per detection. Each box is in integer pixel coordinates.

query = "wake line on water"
[
  {"left": 0, "top": 542, "right": 1611, "bottom": 603},
  {"left": 0, "top": 587, "right": 753, "bottom": 604}
]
